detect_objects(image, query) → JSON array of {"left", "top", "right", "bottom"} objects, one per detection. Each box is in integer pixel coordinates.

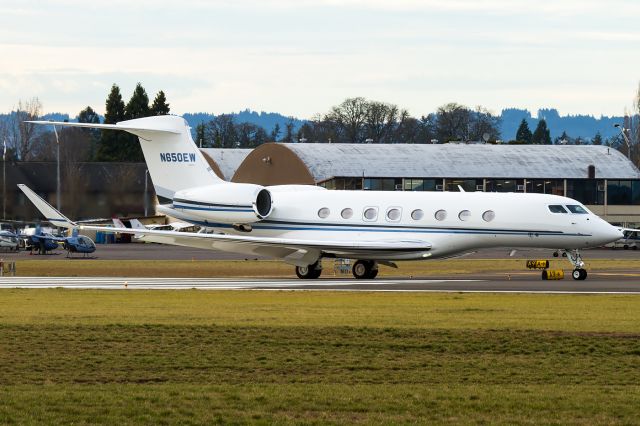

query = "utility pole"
[
  {"left": 2, "top": 138, "right": 6, "bottom": 220},
  {"left": 52, "top": 124, "right": 61, "bottom": 211}
]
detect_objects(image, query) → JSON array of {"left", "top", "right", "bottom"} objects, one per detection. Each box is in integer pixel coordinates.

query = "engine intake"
[{"left": 173, "top": 183, "right": 273, "bottom": 225}]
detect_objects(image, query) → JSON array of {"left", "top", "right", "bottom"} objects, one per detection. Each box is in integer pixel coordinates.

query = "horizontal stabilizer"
[
  {"left": 24, "top": 120, "right": 181, "bottom": 136},
  {"left": 17, "top": 184, "right": 77, "bottom": 229}
]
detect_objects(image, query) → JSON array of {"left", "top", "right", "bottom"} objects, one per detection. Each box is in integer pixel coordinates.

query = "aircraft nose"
[{"left": 605, "top": 226, "right": 624, "bottom": 243}]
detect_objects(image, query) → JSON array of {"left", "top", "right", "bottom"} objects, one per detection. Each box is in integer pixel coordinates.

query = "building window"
[
  {"left": 363, "top": 207, "right": 378, "bottom": 221},
  {"left": 445, "top": 179, "right": 483, "bottom": 192},
  {"left": 458, "top": 210, "right": 471, "bottom": 221},
  {"left": 403, "top": 179, "right": 439, "bottom": 191},
  {"left": 386, "top": 208, "right": 401, "bottom": 221},
  {"left": 363, "top": 178, "right": 402, "bottom": 191},
  {"left": 318, "top": 207, "right": 330, "bottom": 218},
  {"left": 606, "top": 180, "right": 640, "bottom": 205},
  {"left": 482, "top": 210, "right": 495, "bottom": 222},
  {"left": 341, "top": 208, "right": 353, "bottom": 219},
  {"left": 435, "top": 209, "right": 447, "bottom": 221},
  {"left": 526, "top": 179, "right": 564, "bottom": 196},
  {"left": 567, "top": 179, "right": 604, "bottom": 205},
  {"left": 485, "top": 179, "right": 524, "bottom": 193},
  {"left": 411, "top": 209, "right": 424, "bottom": 220}
]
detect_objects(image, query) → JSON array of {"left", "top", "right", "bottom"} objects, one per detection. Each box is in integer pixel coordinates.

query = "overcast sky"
[{"left": 1, "top": 0, "right": 639, "bottom": 118}]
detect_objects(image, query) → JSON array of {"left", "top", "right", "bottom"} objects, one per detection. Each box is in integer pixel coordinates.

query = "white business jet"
[{"left": 21, "top": 115, "right": 623, "bottom": 280}]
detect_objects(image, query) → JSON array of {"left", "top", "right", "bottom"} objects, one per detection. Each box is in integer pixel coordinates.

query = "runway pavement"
[{"left": 2, "top": 275, "right": 640, "bottom": 294}]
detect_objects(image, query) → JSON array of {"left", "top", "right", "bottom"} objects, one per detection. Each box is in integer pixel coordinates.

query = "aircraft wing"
[
  {"left": 18, "top": 184, "right": 431, "bottom": 266},
  {"left": 77, "top": 224, "right": 431, "bottom": 265}
]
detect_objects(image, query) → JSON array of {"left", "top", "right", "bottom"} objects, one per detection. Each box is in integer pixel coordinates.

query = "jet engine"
[{"left": 172, "top": 183, "right": 273, "bottom": 224}]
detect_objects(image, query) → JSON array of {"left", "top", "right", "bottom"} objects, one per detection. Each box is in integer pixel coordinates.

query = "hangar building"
[{"left": 229, "top": 143, "right": 640, "bottom": 224}]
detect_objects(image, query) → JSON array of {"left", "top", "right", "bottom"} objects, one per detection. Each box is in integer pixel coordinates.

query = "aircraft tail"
[
  {"left": 18, "top": 184, "right": 76, "bottom": 229},
  {"left": 26, "top": 116, "right": 223, "bottom": 200},
  {"left": 112, "top": 218, "right": 127, "bottom": 228},
  {"left": 129, "top": 219, "right": 147, "bottom": 230}
]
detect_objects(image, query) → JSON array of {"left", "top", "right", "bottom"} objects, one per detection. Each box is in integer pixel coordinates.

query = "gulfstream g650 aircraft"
[{"left": 22, "top": 115, "right": 623, "bottom": 280}]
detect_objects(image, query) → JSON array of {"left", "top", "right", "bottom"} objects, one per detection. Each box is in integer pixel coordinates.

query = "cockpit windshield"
[
  {"left": 566, "top": 205, "right": 588, "bottom": 214},
  {"left": 548, "top": 205, "right": 568, "bottom": 213}
]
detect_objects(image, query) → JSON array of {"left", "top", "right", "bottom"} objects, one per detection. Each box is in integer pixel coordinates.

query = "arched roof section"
[
  {"left": 278, "top": 143, "right": 640, "bottom": 181},
  {"left": 199, "top": 148, "right": 252, "bottom": 181},
  {"left": 232, "top": 143, "right": 315, "bottom": 185}
]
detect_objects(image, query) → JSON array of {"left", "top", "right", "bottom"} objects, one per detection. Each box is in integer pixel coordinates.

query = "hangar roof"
[
  {"left": 200, "top": 148, "right": 251, "bottom": 180},
  {"left": 279, "top": 143, "right": 640, "bottom": 181}
]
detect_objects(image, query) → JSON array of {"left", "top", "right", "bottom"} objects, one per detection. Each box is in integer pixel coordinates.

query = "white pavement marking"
[
  {"left": 0, "top": 276, "right": 482, "bottom": 291},
  {"left": 1, "top": 276, "right": 640, "bottom": 294}
]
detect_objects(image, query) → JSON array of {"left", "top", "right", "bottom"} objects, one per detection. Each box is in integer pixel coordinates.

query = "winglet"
[{"left": 17, "top": 184, "right": 77, "bottom": 229}]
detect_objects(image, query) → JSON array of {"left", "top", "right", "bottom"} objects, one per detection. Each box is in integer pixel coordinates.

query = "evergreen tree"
[
  {"left": 195, "top": 122, "right": 206, "bottom": 147},
  {"left": 95, "top": 84, "right": 126, "bottom": 161},
  {"left": 77, "top": 105, "right": 100, "bottom": 124},
  {"left": 77, "top": 106, "right": 100, "bottom": 160},
  {"left": 532, "top": 119, "right": 552, "bottom": 144},
  {"left": 150, "top": 90, "right": 170, "bottom": 116},
  {"left": 270, "top": 123, "right": 281, "bottom": 142},
  {"left": 515, "top": 118, "right": 532, "bottom": 143},
  {"left": 125, "top": 83, "right": 150, "bottom": 120},
  {"left": 283, "top": 118, "right": 295, "bottom": 143},
  {"left": 592, "top": 131, "right": 603, "bottom": 145},
  {"left": 555, "top": 131, "right": 570, "bottom": 144},
  {"left": 122, "top": 83, "right": 150, "bottom": 161}
]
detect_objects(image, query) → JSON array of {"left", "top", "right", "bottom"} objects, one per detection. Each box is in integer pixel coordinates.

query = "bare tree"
[
  {"left": 326, "top": 97, "right": 368, "bottom": 143},
  {"left": 435, "top": 103, "right": 471, "bottom": 142},
  {"left": 9, "top": 97, "right": 43, "bottom": 160},
  {"left": 364, "top": 101, "right": 400, "bottom": 143}
]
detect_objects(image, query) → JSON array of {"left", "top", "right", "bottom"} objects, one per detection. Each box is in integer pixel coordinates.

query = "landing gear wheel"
[
  {"left": 552, "top": 251, "right": 559, "bottom": 257},
  {"left": 295, "top": 261, "right": 322, "bottom": 279},
  {"left": 572, "top": 268, "right": 587, "bottom": 281},
  {"left": 352, "top": 260, "right": 378, "bottom": 279}
]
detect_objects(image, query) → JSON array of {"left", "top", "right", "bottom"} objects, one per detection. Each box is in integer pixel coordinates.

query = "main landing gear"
[
  {"left": 295, "top": 261, "right": 322, "bottom": 279},
  {"left": 564, "top": 249, "right": 587, "bottom": 281},
  {"left": 352, "top": 260, "right": 378, "bottom": 279}
]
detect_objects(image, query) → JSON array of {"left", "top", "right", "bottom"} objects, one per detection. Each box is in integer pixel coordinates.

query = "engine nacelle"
[{"left": 172, "top": 183, "right": 273, "bottom": 224}]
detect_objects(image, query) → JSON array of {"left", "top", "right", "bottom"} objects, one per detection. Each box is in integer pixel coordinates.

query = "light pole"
[
  {"left": 52, "top": 123, "right": 61, "bottom": 211},
  {"left": 2, "top": 138, "right": 6, "bottom": 220},
  {"left": 614, "top": 123, "right": 632, "bottom": 160}
]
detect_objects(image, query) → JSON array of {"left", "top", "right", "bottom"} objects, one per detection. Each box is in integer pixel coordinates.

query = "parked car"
[{"left": 0, "top": 230, "right": 20, "bottom": 251}]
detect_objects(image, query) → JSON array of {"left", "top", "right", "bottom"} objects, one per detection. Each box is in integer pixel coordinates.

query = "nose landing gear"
[{"left": 564, "top": 249, "right": 587, "bottom": 280}]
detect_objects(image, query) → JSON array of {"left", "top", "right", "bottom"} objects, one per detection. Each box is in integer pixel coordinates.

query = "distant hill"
[
  {"left": 183, "top": 110, "right": 306, "bottom": 136},
  {"left": 500, "top": 108, "right": 625, "bottom": 142},
  {"left": 1, "top": 108, "right": 629, "bottom": 145}
]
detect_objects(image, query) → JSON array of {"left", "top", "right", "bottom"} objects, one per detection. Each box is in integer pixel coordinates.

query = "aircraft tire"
[
  {"left": 572, "top": 268, "right": 587, "bottom": 280},
  {"left": 295, "top": 262, "right": 322, "bottom": 279},
  {"left": 353, "top": 260, "right": 377, "bottom": 279}
]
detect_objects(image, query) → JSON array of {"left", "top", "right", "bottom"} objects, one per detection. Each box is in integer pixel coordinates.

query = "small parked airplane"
[{"left": 22, "top": 115, "right": 625, "bottom": 280}]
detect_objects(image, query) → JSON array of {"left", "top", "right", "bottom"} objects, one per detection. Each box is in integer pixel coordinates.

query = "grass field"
[
  {"left": 1, "top": 290, "right": 639, "bottom": 424},
  {"left": 10, "top": 257, "right": 640, "bottom": 278}
]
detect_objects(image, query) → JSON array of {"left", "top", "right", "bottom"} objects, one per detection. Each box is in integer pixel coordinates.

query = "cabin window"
[
  {"left": 318, "top": 207, "right": 330, "bottom": 218},
  {"left": 548, "top": 205, "right": 568, "bottom": 214},
  {"left": 363, "top": 207, "right": 378, "bottom": 221},
  {"left": 566, "top": 205, "right": 588, "bottom": 214},
  {"left": 482, "top": 210, "right": 495, "bottom": 222},
  {"left": 341, "top": 208, "right": 353, "bottom": 219},
  {"left": 411, "top": 209, "right": 424, "bottom": 220},
  {"left": 386, "top": 208, "right": 401, "bottom": 222},
  {"left": 458, "top": 210, "right": 471, "bottom": 221},
  {"left": 434, "top": 209, "right": 447, "bottom": 221}
]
